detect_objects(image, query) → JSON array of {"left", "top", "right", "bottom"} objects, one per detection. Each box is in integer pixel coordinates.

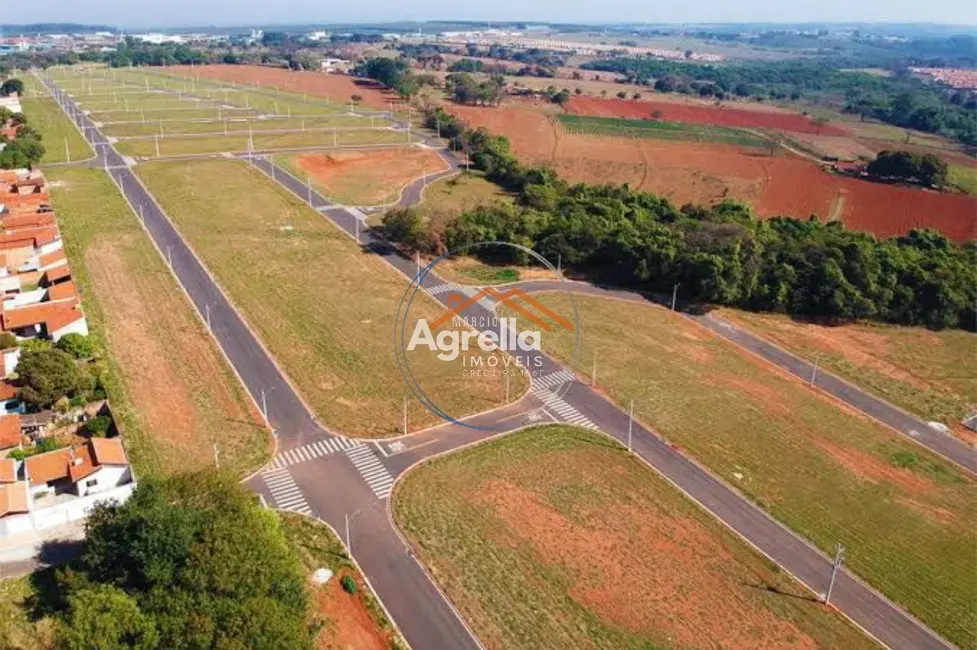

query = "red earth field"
[
  {"left": 568, "top": 96, "right": 850, "bottom": 136},
  {"left": 448, "top": 103, "right": 976, "bottom": 242},
  {"left": 168, "top": 64, "right": 398, "bottom": 109}
]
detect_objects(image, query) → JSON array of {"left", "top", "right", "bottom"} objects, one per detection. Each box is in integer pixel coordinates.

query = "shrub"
[
  {"left": 82, "top": 415, "right": 112, "bottom": 438},
  {"left": 340, "top": 575, "right": 357, "bottom": 594},
  {"left": 0, "top": 332, "right": 17, "bottom": 349},
  {"left": 57, "top": 334, "right": 96, "bottom": 360}
]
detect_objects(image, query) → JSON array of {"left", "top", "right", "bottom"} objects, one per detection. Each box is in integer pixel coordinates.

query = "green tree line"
[
  {"left": 385, "top": 108, "right": 975, "bottom": 330},
  {"left": 581, "top": 58, "right": 977, "bottom": 145}
]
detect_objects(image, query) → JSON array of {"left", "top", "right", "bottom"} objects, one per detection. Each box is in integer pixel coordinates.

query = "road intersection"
[{"left": 36, "top": 70, "right": 965, "bottom": 650}]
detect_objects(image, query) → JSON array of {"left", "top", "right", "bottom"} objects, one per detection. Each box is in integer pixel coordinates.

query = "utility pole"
[
  {"left": 810, "top": 354, "right": 821, "bottom": 387},
  {"left": 627, "top": 398, "right": 634, "bottom": 453},
  {"left": 213, "top": 443, "right": 220, "bottom": 469},
  {"left": 205, "top": 303, "right": 212, "bottom": 333},
  {"left": 154, "top": 134, "right": 160, "bottom": 158},
  {"left": 166, "top": 246, "right": 173, "bottom": 268},
  {"left": 64, "top": 138, "right": 70, "bottom": 164},
  {"left": 824, "top": 543, "right": 845, "bottom": 605},
  {"left": 403, "top": 396, "right": 408, "bottom": 435},
  {"left": 671, "top": 282, "right": 680, "bottom": 311},
  {"left": 307, "top": 176, "right": 313, "bottom": 205},
  {"left": 591, "top": 349, "right": 597, "bottom": 386}
]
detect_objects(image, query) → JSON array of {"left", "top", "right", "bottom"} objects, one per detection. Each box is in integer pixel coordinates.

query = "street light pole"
[
  {"left": 591, "top": 349, "right": 597, "bottom": 386},
  {"left": 824, "top": 543, "right": 845, "bottom": 605},
  {"left": 628, "top": 398, "right": 634, "bottom": 453},
  {"left": 810, "top": 354, "right": 821, "bottom": 387},
  {"left": 671, "top": 283, "right": 680, "bottom": 311},
  {"left": 205, "top": 303, "right": 212, "bottom": 333}
]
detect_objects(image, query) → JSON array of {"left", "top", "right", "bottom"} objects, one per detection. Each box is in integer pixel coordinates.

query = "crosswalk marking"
[
  {"left": 425, "top": 282, "right": 464, "bottom": 295},
  {"left": 532, "top": 369, "right": 576, "bottom": 391},
  {"left": 532, "top": 384, "right": 599, "bottom": 431},
  {"left": 262, "top": 468, "right": 312, "bottom": 515},
  {"left": 266, "top": 436, "right": 360, "bottom": 470},
  {"left": 346, "top": 445, "right": 395, "bottom": 499}
]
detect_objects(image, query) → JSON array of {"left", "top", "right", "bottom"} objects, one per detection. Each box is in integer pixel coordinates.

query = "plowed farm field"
[
  {"left": 569, "top": 96, "right": 849, "bottom": 136},
  {"left": 168, "top": 64, "right": 398, "bottom": 109},
  {"left": 448, "top": 104, "right": 976, "bottom": 242}
]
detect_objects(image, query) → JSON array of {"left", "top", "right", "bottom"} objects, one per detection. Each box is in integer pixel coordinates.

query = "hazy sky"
[{"left": 13, "top": 0, "right": 977, "bottom": 29}]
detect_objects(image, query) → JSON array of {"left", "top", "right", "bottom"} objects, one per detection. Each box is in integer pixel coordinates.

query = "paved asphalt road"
[
  {"left": 505, "top": 280, "right": 976, "bottom": 475},
  {"left": 38, "top": 72, "right": 958, "bottom": 650}
]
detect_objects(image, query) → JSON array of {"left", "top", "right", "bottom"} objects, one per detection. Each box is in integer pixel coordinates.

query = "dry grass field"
[
  {"left": 394, "top": 425, "right": 877, "bottom": 650},
  {"left": 719, "top": 309, "right": 977, "bottom": 443},
  {"left": 47, "top": 167, "right": 269, "bottom": 478},
  {"left": 136, "top": 158, "right": 525, "bottom": 436},
  {"left": 502, "top": 294, "right": 975, "bottom": 648}
]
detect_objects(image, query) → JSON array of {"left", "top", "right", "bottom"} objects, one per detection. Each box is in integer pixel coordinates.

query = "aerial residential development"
[{"left": 0, "top": 8, "right": 973, "bottom": 650}]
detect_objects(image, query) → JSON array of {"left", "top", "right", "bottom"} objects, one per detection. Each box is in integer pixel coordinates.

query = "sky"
[{"left": 14, "top": 0, "right": 977, "bottom": 29}]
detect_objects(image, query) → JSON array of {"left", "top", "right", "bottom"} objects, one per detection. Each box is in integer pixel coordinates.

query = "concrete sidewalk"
[{"left": 0, "top": 521, "right": 85, "bottom": 579}]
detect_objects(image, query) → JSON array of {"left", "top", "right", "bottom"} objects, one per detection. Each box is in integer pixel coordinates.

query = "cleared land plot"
[
  {"left": 46, "top": 167, "right": 268, "bottom": 477},
  {"left": 20, "top": 97, "right": 93, "bottom": 164},
  {"left": 90, "top": 107, "right": 259, "bottom": 123},
  {"left": 168, "top": 64, "right": 399, "bottom": 110},
  {"left": 115, "top": 128, "right": 409, "bottom": 158},
  {"left": 569, "top": 96, "right": 849, "bottom": 136},
  {"left": 394, "top": 425, "right": 877, "bottom": 650},
  {"left": 276, "top": 148, "right": 447, "bottom": 206},
  {"left": 282, "top": 514, "right": 401, "bottom": 649},
  {"left": 102, "top": 113, "right": 382, "bottom": 138},
  {"left": 136, "top": 159, "right": 523, "bottom": 436},
  {"left": 505, "top": 294, "right": 975, "bottom": 648},
  {"left": 558, "top": 113, "right": 768, "bottom": 147},
  {"left": 719, "top": 309, "right": 977, "bottom": 441}
]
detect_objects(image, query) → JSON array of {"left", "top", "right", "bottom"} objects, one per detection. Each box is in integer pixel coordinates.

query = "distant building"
[{"left": 320, "top": 58, "right": 351, "bottom": 73}]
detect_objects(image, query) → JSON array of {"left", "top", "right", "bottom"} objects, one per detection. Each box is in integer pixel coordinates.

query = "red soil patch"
[
  {"left": 313, "top": 571, "right": 391, "bottom": 650},
  {"left": 811, "top": 437, "right": 936, "bottom": 496},
  {"left": 475, "top": 479, "right": 818, "bottom": 649},
  {"left": 294, "top": 148, "right": 447, "bottom": 205},
  {"left": 168, "top": 64, "right": 398, "bottom": 109},
  {"left": 569, "top": 96, "right": 849, "bottom": 136},
  {"left": 448, "top": 103, "right": 976, "bottom": 242}
]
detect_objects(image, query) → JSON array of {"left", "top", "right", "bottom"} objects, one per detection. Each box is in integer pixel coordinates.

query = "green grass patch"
[
  {"left": 557, "top": 113, "right": 769, "bottom": 147},
  {"left": 19, "top": 97, "right": 93, "bottom": 164},
  {"left": 394, "top": 425, "right": 876, "bottom": 650},
  {"left": 508, "top": 295, "right": 975, "bottom": 648},
  {"left": 135, "top": 159, "right": 524, "bottom": 436},
  {"left": 102, "top": 114, "right": 385, "bottom": 138},
  {"left": 90, "top": 107, "right": 258, "bottom": 123},
  {"left": 46, "top": 167, "right": 268, "bottom": 478},
  {"left": 115, "top": 128, "right": 408, "bottom": 158},
  {"left": 948, "top": 165, "right": 977, "bottom": 196}
]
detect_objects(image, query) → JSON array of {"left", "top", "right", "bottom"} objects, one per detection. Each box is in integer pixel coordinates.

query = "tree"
[
  {"left": 350, "top": 94, "right": 363, "bottom": 104},
  {"left": 616, "top": 91, "right": 627, "bottom": 99},
  {"left": 867, "top": 150, "right": 949, "bottom": 186},
  {"left": 16, "top": 348, "right": 84, "bottom": 409},
  {"left": 58, "top": 472, "right": 312, "bottom": 649},
  {"left": 57, "top": 333, "right": 96, "bottom": 360},
  {"left": 0, "top": 78, "right": 24, "bottom": 96},
  {"left": 59, "top": 585, "right": 159, "bottom": 650},
  {"left": 0, "top": 332, "right": 16, "bottom": 350},
  {"left": 382, "top": 208, "right": 429, "bottom": 251}
]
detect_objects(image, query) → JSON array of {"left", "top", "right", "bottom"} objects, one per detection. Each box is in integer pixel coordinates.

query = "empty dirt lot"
[
  {"left": 169, "top": 64, "right": 399, "bottom": 109},
  {"left": 394, "top": 426, "right": 876, "bottom": 650},
  {"left": 282, "top": 148, "right": 447, "bottom": 205}
]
